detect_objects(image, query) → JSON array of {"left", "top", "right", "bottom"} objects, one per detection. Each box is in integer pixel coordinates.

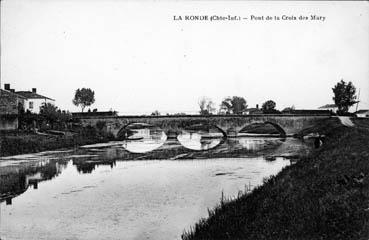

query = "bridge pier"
[
  {"left": 165, "top": 130, "right": 180, "bottom": 140},
  {"left": 226, "top": 131, "right": 238, "bottom": 138},
  {"left": 222, "top": 127, "right": 238, "bottom": 138}
]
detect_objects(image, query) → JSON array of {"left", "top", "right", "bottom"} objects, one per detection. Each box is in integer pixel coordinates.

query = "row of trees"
[
  {"left": 197, "top": 80, "right": 358, "bottom": 116},
  {"left": 198, "top": 96, "right": 279, "bottom": 115},
  {"left": 70, "top": 80, "right": 358, "bottom": 116}
]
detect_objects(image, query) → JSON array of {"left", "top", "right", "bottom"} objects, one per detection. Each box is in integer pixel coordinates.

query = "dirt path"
[{"left": 338, "top": 116, "right": 354, "bottom": 127}]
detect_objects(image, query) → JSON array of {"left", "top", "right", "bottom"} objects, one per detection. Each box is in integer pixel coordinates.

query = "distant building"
[
  {"left": 13, "top": 85, "right": 55, "bottom": 114},
  {"left": 355, "top": 109, "right": 369, "bottom": 118},
  {"left": 0, "top": 88, "right": 26, "bottom": 130},
  {"left": 244, "top": 104, "right": 263, "bottom": 115},
  {"left": 318, "top": 104, "right": 338, "bottom": 113}
]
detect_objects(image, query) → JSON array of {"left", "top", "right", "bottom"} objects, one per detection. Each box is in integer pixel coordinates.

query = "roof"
[
  {"left": 355, "top": 109, "right": 369, "bottom": 114},
  {"left": 0, "top": 89, "right": 27, "bottom": 99},
  {"left": 319, "top": 104, "right": 337, "bottom": 109},
  {"left": 15, "top": 91, "right": 55, "bottom": 101}
]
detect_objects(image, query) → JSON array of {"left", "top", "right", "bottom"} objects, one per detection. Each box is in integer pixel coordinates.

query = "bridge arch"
[
  {"left": 116, "top": 122, "right": 165, "bottom": 140},
  {"left": 180, "top": 123, "right": 227, "bottom": 139},
  {"left": 238, "top": 121, "right": 286, "bottom": 137},
  {"left": 264, "top": 121, "right": 286, "bottom": 137},
  {"left": 210, "top": 125, "right": 227, "bottom": 138}
]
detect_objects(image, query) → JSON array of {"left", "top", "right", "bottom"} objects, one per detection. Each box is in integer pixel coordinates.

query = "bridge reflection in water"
[
  {"left": 120, "top": 123, "right": 227, "bottom": 152},
  {"left": 119, "top": 123, "right": 293, "bottom": 153},
  {"left": 177, "top": 132, "right": 222, "bottom": 151}
]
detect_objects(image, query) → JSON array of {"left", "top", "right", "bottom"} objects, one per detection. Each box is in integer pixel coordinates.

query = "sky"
[{"left": 1, "top": 0, "right": 368, "bottom": 115}]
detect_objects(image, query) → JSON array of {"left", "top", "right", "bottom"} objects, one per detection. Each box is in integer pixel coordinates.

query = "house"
[
  {"left": 355, "top": 109, "right": 369, "bottom": 118},
  {"left": 0, "top": 88, "right": 26, "bottom": 130},
  {"left": 318, "top": 104, "right": 338, "bottom": 113},
  {"left": 243, "top": 104, "right": 263, "bottom": 115},
  {"left": 2, "top": 84, "right": 55, "bottom": 114}
]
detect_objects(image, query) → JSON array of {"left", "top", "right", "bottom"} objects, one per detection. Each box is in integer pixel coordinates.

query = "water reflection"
[
  {"left": 177, "top": 125, "right": 225, "bottom": 151},
  {"left": 0, "top": 155, "right": 120, "bottom": 203},
  {"left": 0, "top": 136, "right": 314, "bottom": 240},
  {"left": 0, "top": 137, "right": 312, "bottom": 207},
  {"left": 119, "top": 124, "right": 165, "bottom": 140},
  {"left": 0, "top": 159, "right": 68, "bottom": 204},
  {"left": 237, "top": 138, "right": 283, "bottom": 151},
  {"left": 1, "top": 157, "right": 291, "bottom": 240},
  {"left": 121, "top": 125, "right": 167, "bottom": 153},
  {"left": 122, "top": 134, "right": 167, "bottom": 153},
  {"left": 178, "top": 132, "right": 223, "bottom": 150},
  {"left": 73, "top": 158, "right": 116, "bottom": 174}
]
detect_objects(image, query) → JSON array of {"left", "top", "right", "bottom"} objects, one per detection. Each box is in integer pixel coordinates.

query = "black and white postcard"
[{"left": 0, "top": 1, "right": 368, "bottom": 239}]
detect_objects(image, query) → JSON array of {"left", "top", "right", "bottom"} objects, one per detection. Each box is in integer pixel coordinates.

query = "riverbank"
[
  {"left": 182, "top": 118, "right": 369, "bottom": 240},
  {"left": 0, "top": 128, "right": 113, "bottom": 157}
]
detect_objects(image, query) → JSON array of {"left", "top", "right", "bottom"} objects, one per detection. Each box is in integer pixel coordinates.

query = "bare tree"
[{"left": 199, "top": 97, "right": 215, "bottom": 115}]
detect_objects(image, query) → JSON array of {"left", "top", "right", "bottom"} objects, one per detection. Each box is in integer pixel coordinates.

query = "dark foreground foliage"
[{"left": 183, "top": 120, "right": 369, "bottom": 240}]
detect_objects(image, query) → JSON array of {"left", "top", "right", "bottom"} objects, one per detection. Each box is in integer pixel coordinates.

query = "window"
[{"left": 29, "top": 101, "right": 34, "bottom": 109}]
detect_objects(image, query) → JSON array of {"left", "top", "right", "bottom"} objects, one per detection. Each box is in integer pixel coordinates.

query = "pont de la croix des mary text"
[{"left": 173, "top": 15, "right": 326, "bottom": 21}]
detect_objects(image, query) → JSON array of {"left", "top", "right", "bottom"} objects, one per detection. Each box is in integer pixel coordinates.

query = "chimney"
[
  {"left": 256, "top": 104, "right": 259, "bottom": 109},
  {"left": 4, "top": 83, "right": 10, "bottom": 91},
  {"left": 32, "top": 88, "right": 37, "bottom": 93},
  {"left": 6, "top": 198, "right": 12, "bottom": 205}
]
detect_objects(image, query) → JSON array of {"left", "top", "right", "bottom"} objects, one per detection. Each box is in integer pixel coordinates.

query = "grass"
[
  {"left": 182, "top": 118, "right": 369, "bottom": 240},
  {"left": 0, "top": 127, "right": 113, "bottom": 157}
]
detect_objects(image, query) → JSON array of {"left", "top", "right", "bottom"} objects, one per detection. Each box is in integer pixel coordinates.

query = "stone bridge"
[{"left": 75, "top": 114, "right": 331, "bottom": 138}]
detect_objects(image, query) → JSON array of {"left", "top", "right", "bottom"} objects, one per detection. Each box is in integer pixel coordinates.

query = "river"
[{"left": 0, "top": 130, "right": 314, "bottom": 240}]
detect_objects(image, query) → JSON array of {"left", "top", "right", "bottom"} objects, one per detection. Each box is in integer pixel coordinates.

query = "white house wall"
[{"left": 23, "top": 99, "right": 55, "bottom": 114}]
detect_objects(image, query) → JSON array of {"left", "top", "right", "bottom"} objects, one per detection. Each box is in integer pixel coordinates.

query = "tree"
[
  {"left": 73, "top": 88, "right": 95, "bottom": 112},
  {"left": 198, "top": 97, "right": 216, "bottom": 115},
  {"left": 40, "top": 103, "right": 59, "bottom": 122},
  {"left": 332, "top": 79, "right": 357, "bottom": 115},
  {"left": 151, "top": 110, "right": 160, "bottom": 116},
  {"left": 39, "top": 103, "right": 71, "bottom": 129},
  {"left": 262, "top": 100, "right": 277, "bottom": 114},
  {"left": 219, "top": 96, "right": 247, "bottom": 114}
]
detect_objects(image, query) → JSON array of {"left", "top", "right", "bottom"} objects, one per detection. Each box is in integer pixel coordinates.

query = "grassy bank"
[
  {"left": 182, "top": 119, "right": 369, "bottom": 240},
  {"left": 0, "top": 128, "right": 113, "bottom": 157}
]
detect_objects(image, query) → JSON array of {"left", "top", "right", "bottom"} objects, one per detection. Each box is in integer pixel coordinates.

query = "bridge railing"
[{"left": 73, "top": 113, "right": 332, "bottom": 119}]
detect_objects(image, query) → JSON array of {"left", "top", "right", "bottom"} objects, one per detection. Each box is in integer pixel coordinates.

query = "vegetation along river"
[{"left": 0, "top": 128, "right": 315, "bottom": 240}]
